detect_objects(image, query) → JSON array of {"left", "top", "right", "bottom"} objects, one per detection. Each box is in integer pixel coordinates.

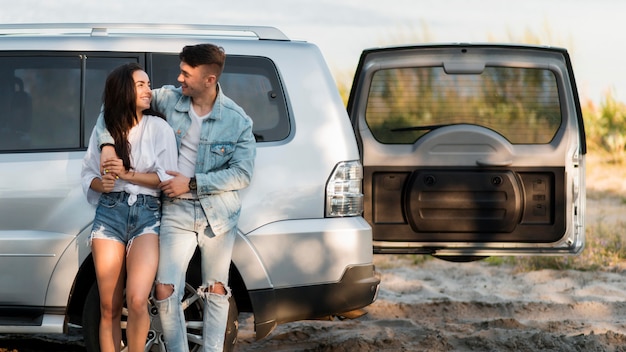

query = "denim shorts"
[{"left": 90, "top": 191, "right": 161, "bottom": 245}]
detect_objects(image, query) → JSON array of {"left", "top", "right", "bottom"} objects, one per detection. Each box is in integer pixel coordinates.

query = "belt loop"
[{"left": 110, "top": 191, "right": 126, "bottom": 202}]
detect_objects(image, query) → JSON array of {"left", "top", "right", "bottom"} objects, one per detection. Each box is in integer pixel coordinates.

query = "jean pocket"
[
  {"left": 145, "top": 196, "right": 161, "bottom": 211},
  {"left": 98, "top": 193, "right": 119, "bottom": 208}
]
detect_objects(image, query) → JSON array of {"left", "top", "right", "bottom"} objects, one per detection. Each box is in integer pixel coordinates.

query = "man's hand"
[
  {"left": 100, "top": 172, "right": 117, "bottom": 193},
  {"left": 159, "top": 171, "right": 191, "bottom": 198}
]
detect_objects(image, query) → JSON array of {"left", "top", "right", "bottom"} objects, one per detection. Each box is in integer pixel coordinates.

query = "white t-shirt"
[
  {"left": 81, "top": 114, "right": 178, "bottom": 205},
  {"left": 178, "top": 106, "right": 211, "bottom": 177},
  {"left": 176, "top": 106, "right": 210, "bottom": 198}
]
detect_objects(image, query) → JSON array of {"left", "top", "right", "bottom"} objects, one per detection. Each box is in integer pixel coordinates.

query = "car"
[
  {"left": 0, "top": 23, "right": 380, "bottom": 352},
  {"left": 348, "top": 43, "right": 586, "bottom": 259},
  {"left": 0, "top": 23, "right": 586, "bottom": 351}
]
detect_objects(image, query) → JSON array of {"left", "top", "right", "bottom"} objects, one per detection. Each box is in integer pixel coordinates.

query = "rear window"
[{"left": 365, "top": 66, "right": 561, "bottom": 144}]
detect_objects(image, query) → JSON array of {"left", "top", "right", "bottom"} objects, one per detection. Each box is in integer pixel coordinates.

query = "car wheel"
[
  {"left": 165, "top": 283, "right": 240, "bottom": 352},
  {"left": 81, "top": 281, "right": 239, "bottom": 352},
  {"left": 81, "top": 283, "right": 101, "bottom": 352},
  {"left": 224, "top": 294, "right": 239, "bottom": 352},
  {"left": 82, "top": 282, "right": 164, "bottom": 352},
  {"left": 433, "top": 255, "right": 489, "bottom": 262}
]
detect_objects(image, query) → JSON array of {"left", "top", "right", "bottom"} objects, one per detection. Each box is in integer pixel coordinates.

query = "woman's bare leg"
[
  {"left": 92, "top": 238, "right": 126, "bottom": 352},
  {"left": 125, "top": 233, "right": 159, "bottom": 352}
]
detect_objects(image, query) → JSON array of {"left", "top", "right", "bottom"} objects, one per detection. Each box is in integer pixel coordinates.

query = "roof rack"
[{"left": 0, "top": 23, "right": 290, "bottom": 41}]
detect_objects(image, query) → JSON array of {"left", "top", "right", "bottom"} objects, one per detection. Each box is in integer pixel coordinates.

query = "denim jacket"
[{"left": 95, "top": 84, "right": 256, "bottom": 236}]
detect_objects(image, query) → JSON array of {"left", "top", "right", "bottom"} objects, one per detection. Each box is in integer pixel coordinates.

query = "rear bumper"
[
  {"left": 248, "top": 264, "right": 380, "bottom": 339},
  {"left": 373, "top": 239, "right": 585, "bottom": 256}
]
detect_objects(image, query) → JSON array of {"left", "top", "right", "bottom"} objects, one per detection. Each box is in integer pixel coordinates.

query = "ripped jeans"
[{"left": 156, "top": 198, "right": 236, "bottom": 352}]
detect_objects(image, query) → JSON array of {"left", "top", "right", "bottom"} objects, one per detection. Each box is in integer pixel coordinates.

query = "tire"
[
  {"left": 81, "top": 281, "right": 240, "bottom": 352},
  {"left": 224, "top": 295, "right": 240, "bottom": 352},
  {"left": 81, "top": 282, "right": 101, "bottom": 352},
  {"left": 434, "top": 255, "right": 488, "bottom": 262}
]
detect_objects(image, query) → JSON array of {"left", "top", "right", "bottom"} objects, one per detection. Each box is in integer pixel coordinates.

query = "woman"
[{"left": 81, "top": 63, "right": 178, "bottom": 352}]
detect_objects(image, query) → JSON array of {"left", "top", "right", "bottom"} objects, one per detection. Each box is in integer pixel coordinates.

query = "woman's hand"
[{"left": 101, "top": 157, "right": 128, "bottom": 180}]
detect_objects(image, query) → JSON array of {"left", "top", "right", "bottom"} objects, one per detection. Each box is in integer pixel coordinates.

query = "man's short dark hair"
[{"left": 179, "top": 44, "right": 226, "bottom": 77}]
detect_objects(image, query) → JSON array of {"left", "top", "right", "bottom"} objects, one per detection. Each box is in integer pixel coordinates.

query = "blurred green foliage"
[{"left": 583, "top": 91, "right": 626, "bottom": 161}]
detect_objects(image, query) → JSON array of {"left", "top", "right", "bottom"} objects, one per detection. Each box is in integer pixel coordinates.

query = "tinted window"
[
  {"left": 0, "top": 56, "right": 80, "bottom": 151},
  {"left": 151, "top": 54, "right": 289, "bottom": 142},
  {"left": 0, "top": 51, "right": 287, "bottom": 152},
  {"left": 365, "top": 67, "right": 561, "bottom": 144},
  {"left": 0, "top": 53, "right": 140, "bottom": 152},
  {"left": 84, "top": 56, "right": 141, "bottom": 145}
]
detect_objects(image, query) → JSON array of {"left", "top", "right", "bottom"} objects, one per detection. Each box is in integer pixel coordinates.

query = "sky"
[{"left": 0, "top": 0, "right": 624, "bottom": 104}]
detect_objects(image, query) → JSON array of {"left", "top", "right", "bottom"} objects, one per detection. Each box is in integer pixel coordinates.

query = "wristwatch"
[{"left": 189, "top": 177, "right": 197, "bottom": 191}]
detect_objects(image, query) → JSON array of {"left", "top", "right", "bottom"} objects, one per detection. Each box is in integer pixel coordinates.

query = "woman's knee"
[
  {"left": 100, "top": 301, "right": 122, "bottom": 319},
  {"left": 125, "top": 292, "right": 149, "bottom": 314}
]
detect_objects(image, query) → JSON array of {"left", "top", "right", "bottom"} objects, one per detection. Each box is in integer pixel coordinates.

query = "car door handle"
[{"left": 476, "top": 159, "right": 513, "bottom": 167}]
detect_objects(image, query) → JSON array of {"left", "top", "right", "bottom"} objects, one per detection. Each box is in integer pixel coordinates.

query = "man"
[{"left": 97, "top": 44, "right": 256, "bottom": 352}]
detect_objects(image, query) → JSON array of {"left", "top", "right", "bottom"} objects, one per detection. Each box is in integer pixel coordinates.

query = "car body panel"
[
  {"left": 0, "top": 151, "right": 91, "bottom": 307},
  {"left": 241, "top": 217, "right": 373, "bottom": 288}
]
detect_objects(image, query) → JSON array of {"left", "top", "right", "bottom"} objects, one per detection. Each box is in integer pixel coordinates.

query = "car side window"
[
  {"left": 151, "top": 54, "right": 290, "bottom": 142},
  {"left": 83, "top": 56, "right": 142, "bottom": 145},
  {"left": 0, "top": 56, "right": 81, "bottom": 151},
  {"left": 365, "top": 66, "right": 562, "bottom": 144},
  {"left": 0, "top": 54, "right": 140, "bottom": 152}
]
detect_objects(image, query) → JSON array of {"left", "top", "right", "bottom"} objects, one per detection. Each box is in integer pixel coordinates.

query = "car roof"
[{"left": 0, "top": 23, "right": 291, "bottom": 41}]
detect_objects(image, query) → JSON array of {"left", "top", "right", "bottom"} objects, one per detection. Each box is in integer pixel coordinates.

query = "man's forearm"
[{"left": 93, "top": 111, "right": 114, "bottom": 147}]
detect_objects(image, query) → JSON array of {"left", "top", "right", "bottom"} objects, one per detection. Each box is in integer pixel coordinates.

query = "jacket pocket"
[{"left": 206, "top": 142, "right": 235, "bottom": 170}]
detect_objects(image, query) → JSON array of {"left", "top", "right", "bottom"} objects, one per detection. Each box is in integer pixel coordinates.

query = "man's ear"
[{"left": 206, "top": 74, "right": 217, "bottom": 86}]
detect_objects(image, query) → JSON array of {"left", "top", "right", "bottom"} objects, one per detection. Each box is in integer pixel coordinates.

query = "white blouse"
[{"left": 81, "top": 115, "right": 178, "bottom": 205}]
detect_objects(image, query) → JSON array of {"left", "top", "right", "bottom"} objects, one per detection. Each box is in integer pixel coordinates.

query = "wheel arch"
[{"left": 65, "top": 252, "right": 96, "bottom": 326}]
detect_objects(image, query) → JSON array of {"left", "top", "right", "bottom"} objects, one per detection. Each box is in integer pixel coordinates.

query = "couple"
[{"left": 81, "top": 43, "right": 256, "bottom": 352}]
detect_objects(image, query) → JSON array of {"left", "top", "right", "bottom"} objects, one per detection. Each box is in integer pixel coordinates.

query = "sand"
[{"left": 232, "top": 247, "right": 626, "bottom": 351}]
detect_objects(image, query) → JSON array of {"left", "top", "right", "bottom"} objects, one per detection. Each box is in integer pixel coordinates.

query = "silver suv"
[
  {"left": 0, "top": 24, "right": 586, "bottom": 351},
  {"left": 0, "top": 23, "right": 379, "bottom": 351}
]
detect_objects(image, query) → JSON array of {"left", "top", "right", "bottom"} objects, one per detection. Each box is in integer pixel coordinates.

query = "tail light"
[{"left": 325, "top": 160, "right": 364, "bottom": 217}]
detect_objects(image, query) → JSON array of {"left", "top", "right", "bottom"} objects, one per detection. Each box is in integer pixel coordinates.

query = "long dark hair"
[{"left": 102, "top": 63, "right": 164, "bottom": 170}]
